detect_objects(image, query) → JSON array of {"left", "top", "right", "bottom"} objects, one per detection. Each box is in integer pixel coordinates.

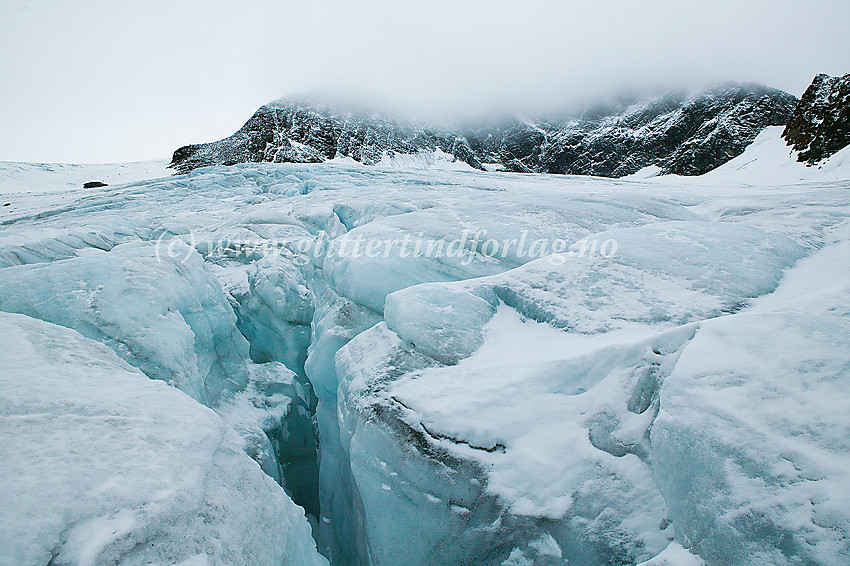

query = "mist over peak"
[{"left": 1, "top": 0, "right": 848, "bottom": 162}]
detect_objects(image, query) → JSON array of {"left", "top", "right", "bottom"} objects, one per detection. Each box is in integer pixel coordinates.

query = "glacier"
[{"left": 0, "top": 137, "right": 848, "bottom": 566}]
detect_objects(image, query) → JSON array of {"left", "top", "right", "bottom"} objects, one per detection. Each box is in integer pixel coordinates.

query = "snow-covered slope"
[
  {"left": 0, "top": 159, "right": 169, "bottom": 195},
  {"left": 0, "top": 311, "right": 327, "bottom": 566},
  {"left": 0, "top": 151, "right": 847, "bottom": 565},
  {"left": 697, "top": 126, "right": 850, "bottom": 184}
]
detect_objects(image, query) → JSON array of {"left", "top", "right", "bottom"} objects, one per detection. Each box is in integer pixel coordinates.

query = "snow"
[
  {"left": 0, "top": 136, "right": 848, "bottom": 565},
  {"left": 0, "top": 311, "right": 327, "bottom": 566},
  {"left": 675, "top": 126, "right": 850, "bottom": 185},
  {"left": 0, "top": 159, "right": 169, "bottom": 195},
  {"left": 625, "top": 164, "right": 663, "bottom": 179},
  {"left": 636, "top": 542, "right": 705, "bottom": 566},
  {"left": 652, "top": 236, "right": 850, "bottom": 566},
  {"left": 375, "top": 148, "right": 479, "bottom": 171}
]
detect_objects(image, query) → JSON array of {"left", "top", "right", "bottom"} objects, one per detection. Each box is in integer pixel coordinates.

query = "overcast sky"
[{"left": 1, "top": 0, "right": 848, "bottom": 163}]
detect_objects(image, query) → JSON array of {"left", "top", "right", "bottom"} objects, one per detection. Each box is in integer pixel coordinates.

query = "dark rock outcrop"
[
  {"left": 171, "top": 83, "right": 798, "bottom": 178},
  {"left": 83, "top": 181, "right": 108, "bottom": 188},
  {"left": 783, "top": 73, "right": 850, "bottom": 164}
]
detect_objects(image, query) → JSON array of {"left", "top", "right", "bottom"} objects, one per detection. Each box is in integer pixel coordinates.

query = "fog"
[{"left": 1, "top": 0, "right": 848, "bottom": 162}]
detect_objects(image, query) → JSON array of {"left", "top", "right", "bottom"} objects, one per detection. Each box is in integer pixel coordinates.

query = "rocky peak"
[
  {"left": 536, "top": 83, "right": 798, "bottom": 177},
  {"left": 169, "top": 99, "right": 485, "bottom": 174},
  {"left": 783, "top": 73, "right": 850, "bottom": 164}
]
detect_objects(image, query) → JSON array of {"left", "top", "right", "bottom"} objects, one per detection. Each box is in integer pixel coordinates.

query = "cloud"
[{"left": 1, "top": 0, "right": 848, "bottom": 161}]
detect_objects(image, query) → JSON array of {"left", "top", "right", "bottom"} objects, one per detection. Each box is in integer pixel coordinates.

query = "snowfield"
[
  {"left": 0, "top": 139, "right": 848, "bottom": 566},
  {"left": 0, "top": 160, "right": 170, "bottom": 195}
]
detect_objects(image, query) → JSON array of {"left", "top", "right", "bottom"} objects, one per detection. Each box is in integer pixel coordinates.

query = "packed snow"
[
  {"left": 0, "top": 312, "right": 327, "bottom": 566},
  {"left": 0, "top": 134, "right": 848, "bottom": 565},
  {"left": 652, "top": 233, "right": 850, "bottom": 565}
]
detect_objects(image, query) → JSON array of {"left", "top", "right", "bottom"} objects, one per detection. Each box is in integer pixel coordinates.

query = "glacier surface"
[{"left": 0, "top": 139, "right": 848, "bottom": 565}]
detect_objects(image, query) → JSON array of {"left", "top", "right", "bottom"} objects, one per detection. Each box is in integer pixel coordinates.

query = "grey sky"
[{"left": 1, "top": 0, "right": 848, "bottom": 163}]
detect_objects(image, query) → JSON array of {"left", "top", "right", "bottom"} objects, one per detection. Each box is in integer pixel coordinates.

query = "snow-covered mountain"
[{"left": 170, "top": 83, "right": 798, "bottom": 178}]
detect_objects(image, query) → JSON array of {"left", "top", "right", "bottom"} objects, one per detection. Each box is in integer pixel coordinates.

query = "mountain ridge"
[{"left": 170, "top": 82, "right": 801, "bottom": 177}]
